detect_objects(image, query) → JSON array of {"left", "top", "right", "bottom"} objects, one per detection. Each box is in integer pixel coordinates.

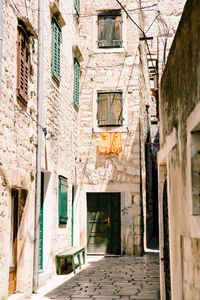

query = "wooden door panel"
[
  {"left": 9, "top": 190, "right": 19, "bottom": 295},
  {"left": 87, "top": 194, "right": 109, "bottom": 253},
  {"left": 163, "top": 180, "right": 171, "bottom": 299},
  {"left": 87, "top": 193, "right": 121, "bottom": 254}
]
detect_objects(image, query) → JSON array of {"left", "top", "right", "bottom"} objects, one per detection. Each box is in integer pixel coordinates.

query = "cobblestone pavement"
[{"left": 31, "top": 254, "right": 160, "bottom": 300}]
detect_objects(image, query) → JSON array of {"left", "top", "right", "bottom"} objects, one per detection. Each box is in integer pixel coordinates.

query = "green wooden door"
[
  {"left": 71, "top": 185, "right": 75, "bottom": 247},
  {"left": 87, "top": 193, "right": 121, "bottom": 254},
  {"left": 39, "top": 172, "right": 44, "bottom": 270}
]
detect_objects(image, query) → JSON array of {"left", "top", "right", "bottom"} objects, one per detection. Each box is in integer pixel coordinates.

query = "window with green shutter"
[
  {"left": 51, "top": 17, "right": 61, "bottom": 83},
  {"left": 74, "top": 0, "right": 80, "bottom": 16},
  {"left": 73, "top": 58, "right": 80, "bottom": 108},
  {"left": 98, "top": 12, "right": 122, "bottom": 48},
  {"left": 58, "top": 176, "right": 68, "bottom": 224},
  {"left": 97, "top": 92, "right": 123, "bottom": 127}
]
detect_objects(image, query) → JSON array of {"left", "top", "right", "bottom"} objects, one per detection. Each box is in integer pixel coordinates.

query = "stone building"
[
  {"left": 158, "top": 0, "right": 200, "bottom": 298},
  {"left": 141, "top": 0, "right": 187, "bottom": 250},
  {"left": 0, "top": 0, "right": 82, "bottom": 297},
  {"left": 0, "top": 0, "right": 191, "bottom": 298},
  {"left": 0, "top": 0, "right": 38, "bottom": 297},
  {"left": 75, "top": 0, "right": 154, "bottom": 256}
]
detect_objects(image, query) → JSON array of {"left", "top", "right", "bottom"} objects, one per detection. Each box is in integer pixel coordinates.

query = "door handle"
[{"left": 105, "top": 217, "right": 110, "bottom": 227}]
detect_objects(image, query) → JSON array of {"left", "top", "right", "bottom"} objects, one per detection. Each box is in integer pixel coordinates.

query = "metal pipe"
[
  {"left": 33, "top": 0, "right": 43, "bottom": 291},
  {"left": 0, "top": 0, "right": 3, "bottom": 111}
]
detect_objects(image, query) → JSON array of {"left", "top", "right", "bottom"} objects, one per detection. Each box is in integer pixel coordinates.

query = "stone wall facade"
[
  {"left": 0, "top": 0, "right": 81, "bottom": 297},
  {"left": 158, "top": 0, "right": 200, "bottom": 298},
  {"left": 0, "top": 0, "right": 38, "bottom": 297},
  {"left": 77, "top": 0, "right": 152, "bottom": 255}
]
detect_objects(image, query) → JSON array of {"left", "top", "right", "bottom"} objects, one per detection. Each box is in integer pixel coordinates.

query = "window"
[
  {"left": 74, "top": 0, "right": 80, "bottom": 16},
  {"left": 17, "top": 24, "right": 29, "bottom": 105},
  {"left": 51, "top": 17, "right": 61, "bottom": 83},
  {"left": 58, "top": 176, "right": 68, "bottom": 224},
  {"left": 98, "top": 12, "right": 122, "bottom": 48},
  {"left": 190, "top": 130, "right": 200, "bottom": 215},
  {"left": 97, "top": 92, "right": 123, "bottom": 127},
  {"left": 73, "top": 57, "right": 80, "bottom": 108}
]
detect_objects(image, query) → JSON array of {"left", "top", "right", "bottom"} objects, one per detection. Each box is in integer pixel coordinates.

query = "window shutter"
[
  {"left": 17, "top": 25, "right": 29, "bottom": 105},
  {"left": 98, "top": 14, "right": 122, "bottom": 48},
  {"left": 51, "top": 17, "right": 61, "bottom": 83},
  {"left": 113, "top": 16, "right": 122, "bottom": 47},
  {"left": 58, "top": 176, "right": 68, "bottom": 224},
  {"left": 73, "top": 58, "right": 80, "bottom": 107},
  {"left": 97, "top": 93, "right": 109, "bottom": 126},
  {"left": 110, "top": 93, "right": 123, "bottom": 125},
  {"left": 74, "top": 0, "right": 80, "bottom": 15},
  {"left": 97, "top": 92, "right": 123, "bottom": 127}
]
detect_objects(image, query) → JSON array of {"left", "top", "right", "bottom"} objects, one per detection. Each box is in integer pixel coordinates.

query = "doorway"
[
  {"left": 163, "top": 179, "right": 171, "bottom": 299},
  {"left": 39, "top": 172, "right": 44, "bottom": 270},
  {"left": 87, "top": 193, "right": 121, "bottom": 255},
  {"left": 9, "top": 189, "right": 19, "bottom": 295}
]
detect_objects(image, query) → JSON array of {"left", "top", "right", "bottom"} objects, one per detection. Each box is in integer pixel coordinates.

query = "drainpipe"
[
  {"left": 0, "top": 0, "right": 3, "bottom": 111},
  {"left": 33, "top": 0, "right": 43, "bottom": 291}
]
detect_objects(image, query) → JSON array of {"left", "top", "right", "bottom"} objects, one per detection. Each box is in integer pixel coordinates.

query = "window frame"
[
  {"left": 97, "top": 12, "right": 122, "bottom": 49},
  {"left": 73, "top": 57, "right": 80, "bottom": 108},
  {"left": 97, "top": 92, "right": 123, "bottom": 127},
  {"left": 58, "top": 175, "right": 68, "bottom": 225},
  {"left": 17, "top": 24, "right": 30, "bottom": 105},
  {"left": 51, "top": 16, "right": 61, "bottom": 84}
]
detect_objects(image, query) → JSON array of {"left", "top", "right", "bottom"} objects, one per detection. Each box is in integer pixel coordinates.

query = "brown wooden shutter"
[
  {"left": 113, "top": 16, "right": 122, "bottom": 47},
  {"left": 17, "top": 25, "right": 29, "bottom": 105},
  {"left": 98, "top": 14, "right": 122, "bottom": 48},
  {"left": 97, "top": 93, "right": 109, "bottom": 126},
  {"left": 111, "top": 93, "right": 123, "bottom": 125}
]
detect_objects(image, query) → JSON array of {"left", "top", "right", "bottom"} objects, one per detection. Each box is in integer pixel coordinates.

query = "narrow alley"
[
  {"left": 1, "top": 0, "right": 200, "bottom": 298},
  {"left": 30, "top": 254, "right": 160, "bottom": 300}
]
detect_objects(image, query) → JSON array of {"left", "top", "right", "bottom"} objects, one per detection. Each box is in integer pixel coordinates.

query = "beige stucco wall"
[{"left": 158, "top": 0, "right": 200, "bottom": 298}]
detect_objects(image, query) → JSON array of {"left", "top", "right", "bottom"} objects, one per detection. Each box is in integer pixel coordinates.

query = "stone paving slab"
[{"left": 30, "top": 254, "right": 160, "bottom": 300}]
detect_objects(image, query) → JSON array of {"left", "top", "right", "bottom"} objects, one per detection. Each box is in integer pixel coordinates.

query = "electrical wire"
[
  {"left": 10, "top": 2, "right": 158, "bottom": 18},
  {"left": 115, "top": 0, "right": 157, "bottom": 74},
  {"left": 116, "top": 0, "right": 145, "bottom": 35},
  {"left": 145, "top": 13, "right": 159, "bottom": 34},
  {"left": 15, "top": 106, "right": 44, "bottom": 130},
  {"left": 10, "top": 0, "right": 20, "bottom": 13},
  {"left": 24, "top": 0, "right": 28, "bottom": 18},
  {"left": 15, "top": 107, "right": 57, "bottom": 139}
]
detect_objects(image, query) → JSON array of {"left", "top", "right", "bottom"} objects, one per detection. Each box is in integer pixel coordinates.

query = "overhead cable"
[
  {"left": 115, "top": 0, "right": 157, "bottom": 74},
  {"left": 11, "top": 2, "right": 158, "bottom": 18}
]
